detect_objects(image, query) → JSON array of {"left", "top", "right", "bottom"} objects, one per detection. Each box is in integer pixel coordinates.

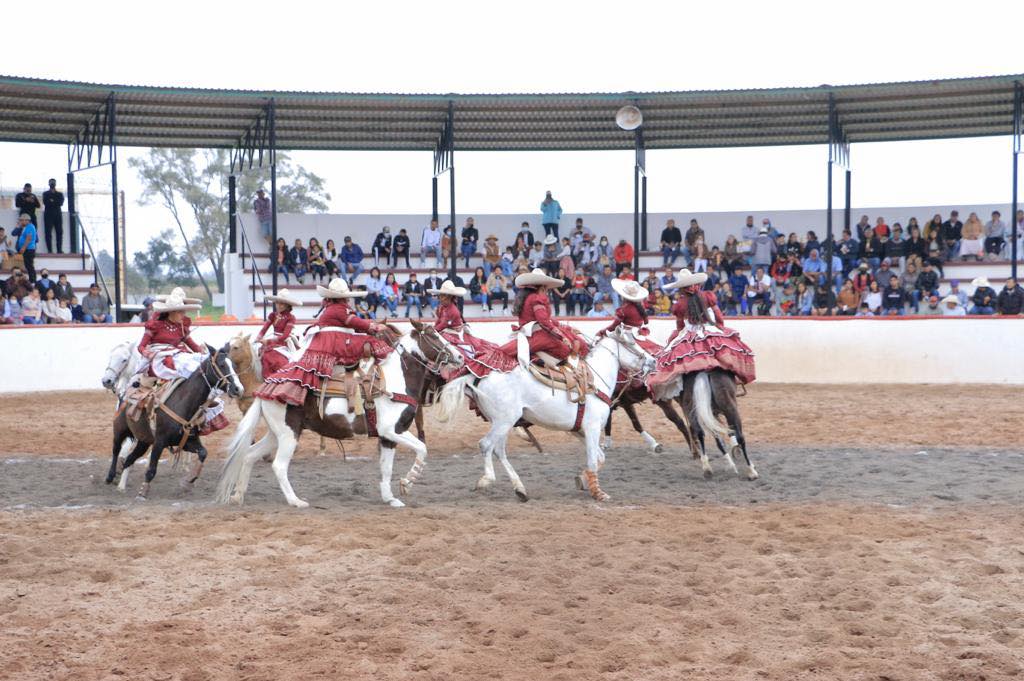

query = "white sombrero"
[
  {"left": 663, "top": 268, "right": 708, "bottom": 290},
  {"left": 971, "top": 277, "right": 991, "bottom": 288},
  {"left": 611, "top": 278, "right": 649, "bottom": 302},
  {"left": 152, "top": 293, "right": 201, "bottom": 313},
  {"left": 515, "top": 268, "right": 563, "bottom": 288},
  {"left": 940, "top": 294, "right": 961, "bottom": 306},
  {"left": 317, "top": 277, "right": 367, "bottom": 299},
  {"left": 154, "top": 286, "right": 202, "bottom": 304},
  {"left": 543, "top": 234, "right": 558, "bottom": 245},
  {"left": 426, "top": 279, "right": 467, "bottom": 297},
  {"left": 264, "top": 288, "right": 303, "bottom": 307}
]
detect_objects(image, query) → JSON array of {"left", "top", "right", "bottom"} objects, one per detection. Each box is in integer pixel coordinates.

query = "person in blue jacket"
[
  {"left": 540, "top": 190, "right": 562, "bottom": 239},
  {"left": 14, "top": 214, "right": 38, "bottom": 283}
]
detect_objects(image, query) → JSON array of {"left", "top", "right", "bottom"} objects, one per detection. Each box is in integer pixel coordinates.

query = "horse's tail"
[
  {"left": 693, "top": 372, "right": 729, "bottom": 439},
  {"left": 215, "top": 398, "right": 263, "bottom": 504},
  {"left": 435, "top": 375, "right": 472, "bottom": 423}
]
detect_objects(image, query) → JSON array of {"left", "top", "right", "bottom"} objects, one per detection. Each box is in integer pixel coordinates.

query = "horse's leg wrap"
[
  {"left": 136, "top": 481, "right": 151, "bottom": 500},
  {"left": 399, "top": 459, "right": 426, "bottom": 495},
  {"left": 187, "top": 459, "right": 204, "bottom": 484},
  {"left": 583, "top": 469, "right": 610, "bottom": 502}
]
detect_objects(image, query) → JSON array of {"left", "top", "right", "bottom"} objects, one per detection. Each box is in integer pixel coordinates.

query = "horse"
[
  {"left": 680, "top": 369, "right": 759, "bottom": 480},
  {"left": 434, "top": 325, "right": 655, "bottom": 502},
  {"left": 603, "top": 382, "right": 698, "bottom": 456},
  {"left": 105, "top": 344, "right": 243, "bottom": 499},
  {"left": 215, "top": 324, "right": 460, "bottom": 508},
  {"left": 226, "top": 333, "right": 262, "bottom": 414}
]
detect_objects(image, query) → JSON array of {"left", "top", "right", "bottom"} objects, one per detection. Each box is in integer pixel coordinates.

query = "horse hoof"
[
  {"left": 593, "top": 492, "right": 611, "bottom": 502},
  {"left": 229, "top": 493, "right": 244, "bottom": 505},
  {"left": 747, "top": 470, "right": 760, "bottom": 481},
  {"left": 475, "top": 476, "right": 494, "bottom": 491},
  {"left": 574, "top": 474, "right": 586, "bottom": 491},
  {"left": 514, "top": 489, "right": 529, "bottom": 503},
  {"left": 134, "top": 494, "right": 147, "bottom": 502},
  {"left": 703, "top": 469, "right": 713, "bottom": 479},
  {"left": 653, "top": 443, "right": 664, "bottom": 454},
  {"left": 105, "top": 475, "right": 115, "bottom": 485},
  {"left": 290, "top": 499, "right": 310, "bottom": 509},
  {"left": 261, "top": 452, "right": 274, "bottom": 463},
  {"left": 387, "top": 498, "right": 406, "bottom": 508}
]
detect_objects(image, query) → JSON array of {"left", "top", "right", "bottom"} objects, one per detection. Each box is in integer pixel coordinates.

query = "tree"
[
  {"left": 130, "top": 149, "right": 329, "bottom": 293},
  {"left": 133, "top": 229, "right": 197, "bottom": 291}
]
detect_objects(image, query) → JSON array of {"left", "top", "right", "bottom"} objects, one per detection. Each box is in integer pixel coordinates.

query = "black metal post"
[
  {"left": 844, "top": 170, "right": 852, "bottom": 234},
  {"left": 228, "top": 174, "right": 237, "bottom": 255},
  {"left": 432, "top": 176, "right": 439, "bottom": 223},
  {"left": 633, "top": 165, "right": 640, "bottom": 275},
  {"left": 641, "top": 174, "right": 648, "bottom": 254},
  {"left": 1012, "top": 81, "right": 1022, "bottom": 281},
  {"left": 109, "top": 94, "right": 122, "bottom": 320},
  {"left": 449, "top": 166, "right": 457, "bottom": 282},
  {"left": 825, "top": 160, "right": 834, "bottom": 312},
  {"left": 66, "top": 171, "right": 77, "bottom": 255},
  {"left": 269, "top": 99, "right": 278, "bottom": 295}
]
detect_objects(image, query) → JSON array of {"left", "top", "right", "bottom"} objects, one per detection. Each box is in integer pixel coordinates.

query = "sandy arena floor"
[{"left": 0, "top": 385, "right": 1022, "bottom": 680}]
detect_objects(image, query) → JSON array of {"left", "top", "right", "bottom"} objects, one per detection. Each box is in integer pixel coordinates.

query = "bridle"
[
  {"left": 588, "top": 328, "right": 654, "bottom": 406},
  {"left": 201, "top": 349, "right": 241, "bottom": 396},
  {"left": 405, "top": 327, "right": 461, "bottom": 375},
  {"left": 102, "top": 344, "right": 132, "bottom": 395}
]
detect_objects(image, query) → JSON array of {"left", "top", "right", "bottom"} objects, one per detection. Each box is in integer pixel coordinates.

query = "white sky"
[{"left": 1, "top": 0, "right": 1021, "bottom": 254}]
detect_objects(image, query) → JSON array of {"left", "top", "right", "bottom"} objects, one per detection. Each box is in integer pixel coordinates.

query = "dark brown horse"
[{"left": 680, "top": 369, "right": 758, "bottom": 480}]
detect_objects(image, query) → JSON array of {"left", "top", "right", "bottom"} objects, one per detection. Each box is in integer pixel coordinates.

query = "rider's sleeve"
[
  {"left": 344, "top": 312, "right": 374, "bottom": 333},
  {"left": 434, "top": 304, "right": 457, "bottom": 331},
  {"left": 602, "top": 307, "right": 626, "bottom": 334},
  {"left": 532, "top": 299, "right": 565, "bottom": 339},
  {"left": 138, "top": 324, "right": 155, "bottom": 357},
  {"left": 265, "top": 315, "right": 293, "bottom": 349}
]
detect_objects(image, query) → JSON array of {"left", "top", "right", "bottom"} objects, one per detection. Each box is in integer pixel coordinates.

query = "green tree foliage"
[
  {"left": 130, "top": 149, "right": 330, "bottom": 292},
  {"left": 133, "top": 229, "right": 198, "bottom": 291}
]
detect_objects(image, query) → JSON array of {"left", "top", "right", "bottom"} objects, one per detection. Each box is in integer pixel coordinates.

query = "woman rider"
[
  {"left": 256, "top": 278, "right": 393, "bottom": 406},
  {"left": 254, "top": 288, "right": 302, "bottom": 378},
  {"left": 428, "top": 279, "right": 512, "bottom": 377},
  {"left": 600, "top": 278, "right": 663, "bottom": 355},
  {"left": 648, "top": 268, "right": 755, "bottom": 402},
  {"left": 498, "top": 268, "right": 586, "bottom": 365}
]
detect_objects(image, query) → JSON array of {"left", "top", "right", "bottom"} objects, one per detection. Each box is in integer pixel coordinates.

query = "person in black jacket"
[
  {"left": 881, "top": 274, "right": 907, "bottom": 315},
  {"left": 422, "top": 269, "right": 444, "bottom": 316},
  {"left": 660, "top": 219, "right": 683, "bottom": 266},
  {"left": 41, "top": 179, "right": 65, "bottom": 254},
  {"left": 858, "top": 227, "right": 883, "bottom": 269},
  {"left": 941, "top": 211, "right": 963, "bottom": 259},
  {"left": 403, "top": 272, "right": 424, "bottom": 318},
  {"left": 391, "top": 228, "right": 411, "bottom": 268},
  {"left": 460, "top": 217, "right": 479, "bottom": 268},
  {"left": 914, "top": 261, "right": 940, "bottom": 308},
  {"left": 997, "top": 278, "right": 1023, "bottom": 315},
  {"left": 15, "top": 183, "right": 40, "bottom": 224},
  {"left": 371, "top": 226, "right": 392, "bottom": 266},
  {"left": 53, "top": 273, "right": 74, "bottom": 302}
]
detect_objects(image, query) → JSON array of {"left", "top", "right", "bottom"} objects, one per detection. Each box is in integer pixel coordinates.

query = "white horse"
[
  {"left": 101, "top": 340, "right": 145, "bottom": 492},
  {"left": 216, "top": 330, "right": 450, "bottom": 508},
  {"left": 435, "top": 326, "right": 655, "bottom": 502}
]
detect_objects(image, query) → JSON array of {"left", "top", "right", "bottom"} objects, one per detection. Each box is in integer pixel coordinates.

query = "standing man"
[
  {"left": 421, "top": 219, "right": 442, "bottom": 268},
  {"left": 254, "top": 189, "right": 272, "bottom": 247},
  {"left": 460, "top": 216, "right": 479, "bottom": 268},
  {"left": 540, "top": 190, "right": 562, "bottom": 239},
  {"left": 15, "top": 183, "right": 40, "bottom": 225},
  {"left": 15, "top": 215, "right": 38, "bottom": 283},
  {"left": 42, "top": 178, "right": 65, "bottom": 254}
]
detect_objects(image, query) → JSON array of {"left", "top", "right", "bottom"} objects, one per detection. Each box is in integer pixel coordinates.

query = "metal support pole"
[
  {"left": 844, "top": 170, "right": 852, "bottom": 234},
  {"left": 109, "top": 95, "right": 122, "bottom": 321},
  {"left": 641, "top": 174, "right": 648, "bottom": 254},
  {"left": 66, "top": 171, "right": 77, "bottom": 255},
  {"left": 449, "top": 166, "right": 457, "bottom": 282},
  {"left": 432, "top": 176, "right": 439, "bottom": 223},
  {"left": 1013, "top": 152, "right": 1019, "bottom": 280},
  {"left": 633, "top": 165, "right": 640, "bottom": 275},
  {"left": 1012, "top": 81, "right": 1022, "bottom": 281},
  {"left": 269, "top": 99, "right": 278, "bottom": 295},
  {"left": 228, "top": 174, "right": 237, "bottom": 255},
  {"left": 825, "top": 160, "right": 834, "bottom": 314}
]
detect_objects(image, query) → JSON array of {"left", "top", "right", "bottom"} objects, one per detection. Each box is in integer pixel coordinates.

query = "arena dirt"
[{"left": 1, "top": 385, "right": 1022, "bottom": 680}]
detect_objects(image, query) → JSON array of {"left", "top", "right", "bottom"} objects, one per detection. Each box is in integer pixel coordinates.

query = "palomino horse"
[
  {"left": 435, "top": 325, "right": 655, "bottom": 502},
  {"left": 216, "top": 324, "right": 461, "bottom": 508},
  {"left": 106, "top": 344, "right": 243, "bottom": 499}
]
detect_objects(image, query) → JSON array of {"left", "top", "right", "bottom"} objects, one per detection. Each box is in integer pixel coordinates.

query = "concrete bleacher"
[{"left": 8, "top": 252, "right": 100, "bottom": 293}]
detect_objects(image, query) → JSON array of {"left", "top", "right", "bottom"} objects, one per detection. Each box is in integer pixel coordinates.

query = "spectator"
[
  {"left": 835, "top": 279, "right": 861, "bottom": 315},
  {"left": 403, "top": 273, "right": 424, "bottom": 318},
  {"left": 854, "top": 302, "right": 875, "bottom": 317},
  {"left": 811, "top": 284, "right": 835, "bottom": 316},
  {"left": 323, "top": 239, "right": 340, "bottom": 277},
  {"left": 618, "top": 264, "right": 635, "bottom": 281},
  {"left": 392, "top": 228, "right": 411, "bottom": 268},
  {"left": 659, "top": 219, "right": 682, "bottom": 266},
  {"left": 576, "top": 233, "right": 597, "bottom": 270},
  {"left": 593, "top": 264, "right": 618, "bottom": 308},
  {"left": 363, "top": 267, "right": 385, "bottom": 317},
  {"left": 874, "top": 258, "right": 895, "bottom": 288},
  {"left": 371, "top": 226, "right": 392, "bottom": 267},
  {"left": 722, "top": 235, "right": 743, "bottom": 276},
  {"left": 863, "top": 280, "right": 882, "bottom": 314},
  {"left": 884, "top": 225, "right": 905, "bottom": 264},
  {"left": 940, "top": 294, "right": 967, "bottom": 317},
  {"left": 468, "top": 267, "right": 488, "bottom": 307},
  {"left": 253, "top": 189, "right": 272, "bottom": 246},
  {"left": 769, "top": 253, "right": 793, "bottom": 291},
  {"left": 81, "top": 283, "right": 112, "bottom": 323},
  {"left": 289, "top": 239, "right": 308, "bottom": 283},
  {"left": 794, "top": 280, "right": 813, "bottom": 316},
  {"left": 657, "top": 266, "right": 677, "bottom": 294},
  {"left": 881, "top": 274, "right": 907, "bottom": 315},
  {"left": 959, "top": 212, "right": 985, "bottom": 261},
  {"left": 440, "top": 225, "right": 454, "bottom": 269},
  {"left": 14, "top": 215, "right": 38, "bottom": 283},
  {"left": 482, "top": 234, "right": 501, "bottom": 277},
  {"left": 801, "top": 249, "right": 826, "bottom": 287},
  {"left": 1012, "top": 210, "right": 1024, "bottom": 250},
  {"left": 15, "top": 183, "right": 40, "bottom": 225},
  {"left": 528, "top": 241, "right": 545, "bottom": 270},
  {"left": 3, "top": 267, "right": 32, "bottom": 300},
  {"left": 569, "top": 218, "right": 594, "bottom": 256},
  {"left": 873, "top": 216, "right": 889, "bottom": 239},
  {"left": 54, "top": 297, "right": 72, "bottom": 324},
  {"left": 741, "top": 215, "right": 758, "bottom": 242},
  {"left": 549, "top": 267, "right": 570, "bottom": 315},
  {"left": 308, "top": 238, "right": 327, "bottom": 283},
  {"left": 421, "top": 220, "right": 442, "bottom": 267},
  {"left": 273, "top": 238, "right": 292, "bottom": 283},
  {"left": 34, "top": 268, "right": 58, "bottom": 298},
  {"left": 612, "top": 239, "right": 633, "bottom": 275},
  {"left": 422, "top": 269, "right": 444, "bottom": 315},
  {"left": 948, "top": 279, "right": 969, "bottom": 308},
  {"left": 42, "top": 179, "right": 65, "bottom": 254},
  {"left": 500, "top": 246, "right": 516, "bottom": 276},
  {"left": 21, "top": 288, "right": 43, "bottom": 324},
  {"left": 803, "top": 231, "right": 821, "bottom": 258},
  {"left": 557, "top": 237, "right": 575, "bottom": 279},
  {"left": 835, "top": 229, "right": 859, "bottom": 277},
  {"left": 858, "top": 227, "right": 882, "bottom": 270},
  {"left": 941, "top": 210, "right": 963, "bottom": 259},
  {"left": 899, "top": 262, "right": 919, "bottom": 311},
  {"left": 134, "top": 296, "right": 155, "bottom": 323},
  {"left": 984, "top": 211, "right": 1005, "bottom": 259},
  {"left": 914, "top": 261, "right": 939, "bottom": 306},
  {"left": 587, "top": 299, "right": 608, "bottom": 318},
  {"left": 1, "top": 292, "right": 22, "bottom": 324},
  {"left": 684, "top": 219, "right": 704, "bottom": 255},
  {"left": 969, "top": 277, "right": 997, "bottom": 315},
  {"left": 69, "top": 294, "right": 84, "bottom": 323},
  {"left": 0, "top": 227, "right": 12, "bottom": 270},
  {"left": 41, "top": 288, "right": 63, "bottom": 323},
  {"left": 762, "top": 218, "right": 779, "bottom": 240},
  {"left": 569, "top": 267, "right": 592, "bottom": 314},
  {"left": 654, "top": 289, "right": 673, "bottom": 316},
  {"left": 486, "top": 269, "right": 509, "bottom": 313},
  {"left": 596, "top": 235, "right": 612, "bottom": 261},
  {"left": 53, "top": 273, "right": 73, "bottom": 302},
  {"left": 540, "top": 190, "right": 562, "bottom": 238},
  {"left": 340, "top": 236, "right": 364, "bottom": 283},
  {"left": 905, "top": 225, "right": 928, "bottom": 264},
  {"left": 775, "top": 280, "right": 796, "bottom": 315},
  {"left": 691, "top": 238, "right": 709, "bottom": 273},
  {"left": 517, "top": 221, "right": 536, "bottom": 248},
  {"left": 380, "top": 273, "right": 400, "bottom": 317},
  {"left": 997, "top": 278, "right": 1023, "bottom": 315},
  {"left": 750, "top": 225, "right": 776, "bottom": 271},
  {"left": 745, "top": 266, "right": 772, "bottom": 316},
  {"left": 781, "top": 232, "right": 801, "bottom": 258}
]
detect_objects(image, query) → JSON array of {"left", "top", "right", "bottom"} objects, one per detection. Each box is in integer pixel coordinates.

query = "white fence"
[{"left": 1, "top": 317, "right": 1021, "bottom": 394}]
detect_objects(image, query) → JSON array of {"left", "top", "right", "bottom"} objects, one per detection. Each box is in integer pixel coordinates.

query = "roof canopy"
[{"left": 0, "top": 74, "right": 1021, "bottom": 152}]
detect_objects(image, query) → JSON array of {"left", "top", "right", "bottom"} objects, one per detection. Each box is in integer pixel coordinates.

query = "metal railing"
[
  {"left": 73, "top": 212, "right": 113, "bottom": 306},
  {"left": 237, "top": 215, "right": 269, "bottom": 319}
]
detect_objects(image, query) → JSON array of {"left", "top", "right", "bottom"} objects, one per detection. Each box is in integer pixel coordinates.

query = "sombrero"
[
  {"left": 515, "top": 268, "right": 563, "bottom": 288},
  {"left": 264, "top": 288, "right": 303, "bottom": 307},
  {"left": 152, "top": 293, "right": 201, "bottom": 313},
  {"left": 940, "top": 294, "right": 961, "bottom": 306},
  {"left": 154, "top": 286, "right": 202, "bottom": 304},
  {"left": 611, "top": 278, "right": 649, "bottom": 302},
  {"left": 971, "top": 277, "right": 991, "bottom": 288},
  {"left": 486, "top": 234, "right": 499, "bottom": 241},
  {"left": 543, "top": 234, "right": 557, "bottom": 245},
  {"left": 662, "top": 268, "right": 708, "bottom": 290},
  {"left": 426, "top": 280, "right": 467, "bottom": 297},
  {"left": 316, "top": 277, "right": 367, "bottom": 299}
]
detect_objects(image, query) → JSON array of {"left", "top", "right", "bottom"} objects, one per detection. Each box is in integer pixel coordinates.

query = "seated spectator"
[
  {"left": 811, "top": 284, "right": 835, "bottom": 316},
  {"left": 422, "top": 270, "right": 444, "bottom": 315},
  {"left": 904, "top": 225, "right": 927, "bottom": 265},
  {"left": 3, "top": 267, "right": 32, "bottom": 300},
  {"left": 21, "top": 288, "right": 43, "bottom": 324},
  {"left": 783, "top": 232, "right": 802, "bottom": 258},
  {"left": 863, "top": 280, "right": 882, "bottom": 314},
  {"left": 745, "top": 266, "right": 772, "bottom": 316},
  {"left": 612, "top": 239, "right": 633, "bottom": 276},
  {"left": 874, "top": 258, "right": 896, "bottom": 288},
  {"left": 570, "top": 268, "right": 592, "bottom": 315},
  {"left": 941, "top": 210, "right": 963, "bottom": 259},
  {"left": 41, "top": 288, "right": 63, "bottom": 323},
  {"left": 775, "top": 280, "right": 796, "bottom": 315},
  {"left": 53, "top": 297, "right": 73, "bottom": 324},
  {"left": 969, "top": 277, "right": 997, "bottom": 315},
  {"left": 835, "top": 279, "right": 861, "bottom": 316},
  {"left": 550, "top": 268, "right": 571, "bottom": 315},
  {"left": 420, "top": 220, "right": 443, "bottom": 268},
  {"left": 722, "top": 235, "right": 743, "bottom": 276},
  {"left": 482, "top": 234, "right": 501, "bottom": 277},
  {"left": 575, "top": 233, "right": 597, "bottom": 270},
  {"left": 528, "top": 241, "right": 545, "bottom": 270},
  {"left": 0, "top": 227, "right": 12, "bottom": 269},
  {"left": 959, "top": 212, "right": 985, "bottom": 261},
  {"left": 691, "top": 238, "right": 709, "bottom": 272},
  {"left": 371, "top": 226, "right": 392, "bottom": 267},
  {"left": 53, "top": 273, "right": 73, "bottom": 301},
  {"left": 587, "top": 299, "right": 609, "bottom": 318},
  {"left": 323, "top": 239, "right": 340, "bottom": 277},
  {"left": 596, "top": 235, "right": 612, "bottom": 261},
  {"left": 440, "top": 225, "right": 454, "bottom": 269},
  {"left": 69, "top": 294, "right": 84, "bottom": 323},
  {"left": 984, "top": 211, "right": 1005, "bottom": 259},
  {"left": 941, "top": 294, "right": 967, "bottom": 317},
  {"left": 899, "top": 262, "right": 919, "bottom": 310},
  {"left": 873, "top": 216, "right": 890, "bottom": 239},
  {"left": 859, "top": 227, "right": 882, "bottom": 269},
  {"left": 997, "top": 278, "right": 1023, "bottom": 315},
  {"left": 512, "top": 230, "right": 531, "bottom": 260},
  {"left": 947, "top": 279, "right": 969, "bottom": 308},
  {"left": 654, "top": 289, "right": 673, "bottom": 316},
  {"left": 914, "top": 294, "right": 939, "bottom": 315},
  {"left": 34, "top": 268, "right": 58, "bottom": 298},
  {"left": 308, "top": 238, "right": 327, "bottom": 283},
  {"left": 618, "top": 264, "right": 635, "bottom": 281},
  {"left": 836, "top": 229, "right": 859, "bottom": 276},
  {"left": 660, "top": 219, "right": 682, "bottom": 266},
  {"left": 1, "top": 292, "right": 22, "bottom": 324},
  {"left": 392, "top": 229, "right": 411, "bottom": 268},
  {"left": 801, "top": 249, "right": 826, "bottom": 287},
  {"left": 793, "top": 280, "right": 813, "bottom": 315},
  {"left": 854, "top": 302, "right": 874, "bottom": 317},
  {"left": 500, "top": 246, "right": 515, "bottom": 276},
  {"left": 684, "top": 218, "right": 704, "bottom": 255},
  {"left": 364, "top": 267, "right": 385, "bottom": 318},
  {"left": 658, "top": 266, "right": 677, "bottom": 294},
  {"left": 379, "top": 273, "right": 400, "bottom": 317},
  {"left": 558, "top": 237, "right": 575, "bottom": 279},
  {"left": 468, "top": 267, "right": 488, "bottom": 307},
  {"left": 273, "top": 238, "right": 293, "bottom": 283},
  {"left": 542, "top": 235, "right": 560, "bottom": 276},
  {"left": 881, "top": 274, "right": 907, "bottom": 315},
  {"left": 914, "top": 261, "right": 939, "bottom": 306},
  {"left": 883, "top": 225, "right": 905, "bottom": 263},
  {"left": 403, "top": 273, "right": 424, "bottom": 318},
  {"left": 340, "top": 236, "right": 364, "bottom": 283},
  {"left": 593, "top": 264, "right": 618, "bottom": 308},
  {"left": 81, "top": 283, "right": 112, "bottom": 323},
  {"left": 460, "top": 217, "right": 478, "bottom": 268},
  {"left": 289, "top": 238, "right": 309, "bottom": 283},
  {"left": 486, "top": 270, "right": 509, "bottom": 313},
  {"left": 130, "top": 296, "right": 155, "bottom": 323},
  {"left": 803, "top": 231, "right": 821, "bottom": 258}
]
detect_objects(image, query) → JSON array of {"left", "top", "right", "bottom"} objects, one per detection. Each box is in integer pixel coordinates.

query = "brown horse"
[{"left": 680, "top": 369, "right": 758, "bottom": 480}]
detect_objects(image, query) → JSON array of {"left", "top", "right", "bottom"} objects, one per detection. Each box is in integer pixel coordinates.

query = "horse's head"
[
  {"left": 597, "top": 326, "right": 656, "bottom": 376},
  {"left": 408, "top": 321, "right": 463, "bottom": 372},
  {"left": 102, "top": 341, "right": 133, "bottom": 390},
  {"left": 208, "top": 343, "right": 244, "bottom": 399},
  {"left": 227, "top": 333, "right": 254, "bottom": 372}
]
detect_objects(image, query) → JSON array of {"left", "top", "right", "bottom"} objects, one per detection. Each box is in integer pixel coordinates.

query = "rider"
[
  {"left": 255, "top": 288, "right": 302, "bottom": 378},
  {"left": 648, "top": 268, "right": 756, "bottom": 397},
  {"left": 498, "top": 268, "right": 587, "bottom": 366},
  {"left": 256, "top": 277, "right": 393, "bottom": 406},
  {"left": 600, "top": 278, "right": 663, "bottom": 355},
  {"left": 428, "top": 279, "right": 510, "bottom": 377}
]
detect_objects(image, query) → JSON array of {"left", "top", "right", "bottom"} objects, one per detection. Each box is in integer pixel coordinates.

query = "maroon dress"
[
  {"left": 498, "top": 288, "right": 586, "bottom": 362},
  {"left": 434, "top": 299, "right": 515, "bottom": 377},
  {"left": 138, "top": 315, "right": 202, "bottom": 377},
  {"left": 255, "top": 310, "right": 296, "bottom": 377},
  {"left": 602, "top": 301, "right": 663, "bottom": 355}
]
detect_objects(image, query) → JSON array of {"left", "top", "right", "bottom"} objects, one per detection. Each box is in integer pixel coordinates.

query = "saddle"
[
  {"left": 320, "top": 360, "right": 385, "bottom": 419},
  {"left": 123, "top": 376, "right": 182, "bottom": 423},
  {"left": 527, "top": 356, "right": 594, "bottom": 404}
]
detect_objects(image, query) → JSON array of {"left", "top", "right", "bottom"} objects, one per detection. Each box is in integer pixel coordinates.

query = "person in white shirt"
[
  {"left": 420, "top": 220, "right": 442, "bottom": 267},
  {"left": 940, "top": 294, "right": 966, "bottom": 317}
]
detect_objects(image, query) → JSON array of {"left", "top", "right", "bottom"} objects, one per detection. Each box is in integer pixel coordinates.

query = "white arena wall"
[{"left": 1, "top": 317, "right": 1021, "bottom": 394}]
